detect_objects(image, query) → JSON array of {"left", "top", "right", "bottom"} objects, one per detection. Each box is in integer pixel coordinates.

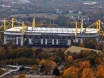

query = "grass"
[{"left": 10, "top": 13, "right": 59, "bottom": 19}]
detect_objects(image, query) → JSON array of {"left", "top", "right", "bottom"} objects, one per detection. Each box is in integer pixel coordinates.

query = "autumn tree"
[
  {"left": 53, "top": 66, "right": 61, "bottom": 76},
  {"left": 8, "top": 47, "right": 34, "bottom": 59},
  {"left": 54, "top": 56, "right": 61, "bottom": 63},
  {"left": 0, "top": 46, "right": 5, "bottom": 53},
  {"left": 99, "top": 53, "right": 104, "bottom": 61},
  {"left": 7, "top": 46, "right": 13, "bottom": 52},
  {"left": 31, "top": 65, "right": 37, "bottom": 70},
  {"left": 39, "top": 59, "right": 46, "bottom": 65},
  {"left": 37, "top": 52, "right": 50, "bottom": 60},
  {"left": 78, "top": 61, "right": 90, "bottom": 69},
  {"left": 55, "top": 50, "right": 65, "bottom": 60},
  {"left": 40, "top": 59, "right": 56, "bottom": 67},
  {"left": 18, "top": 74, "right": 26, "bottom": 78},
  {"left": 79, "top": 43, "right": 84, "bottom": 47},
  {"left": 83, "top": 38, "right": 97, "bottom": 49},
  {"left": 9, "top": 75, "right": 14, "bottom": 78},
  {"left": 68, "top": 55, "right": 73, "bottom": 62},
  {"left": 78, "top": 49, "right": 90, "bottom": 59},
  {"left": 0, "top": 52, "right": 6, "bottom": 60},
  {"left": 102, "top": 45, "right": 104, "bottom": 52},
  {"left": 81, "top": 68, "right": 94, "bottom": 78},
  {"left": 40, "top": 59, "right": 56, "bottom": 74},
  {"left": 34, "top": 48, "right": 43, "bottom": 56},
  {"left": 0, "top": 68, "right": 2, "bottom": 75},
  {"left": 28, "top": 58, "right": 40, "bottom": 65},
  {"left": 94, "top": 58, "right": 102, "bottom": 65},
  {"left": 63, "top": 66, "right": 79, "bottom": 78},
  {"left": 96, "top": 44, "right": 101, "bottom": 50},
  {"left": 86, "top": 50, "right": 98, "bottom": 66},
  {"left": 96, "top": 65, "right": 104, "bottom": 78}
]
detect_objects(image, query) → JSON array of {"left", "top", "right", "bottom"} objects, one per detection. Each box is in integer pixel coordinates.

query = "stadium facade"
[{"left": 4, "top": 27, "right": 98, "bottom": 47}]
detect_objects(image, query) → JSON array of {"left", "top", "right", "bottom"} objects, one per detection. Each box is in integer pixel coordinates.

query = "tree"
[
  {"left": 96, "top": 65, "right": 104, "bottom": 78},
  {"left": 34, "top": 48, "right": 43, "bottom": 56},
  {"left": 54, "top": 56, "right": 61, "bottom": 63},
  {"left": 0, "top": 68, "right": 2, "bottom": 75},
  {"left": 94, "top": 58, "right": 102, "bottom": 65},
  {"left": 102, "top": 45, "right": 104, "bottom": 52},
  {"left": 83, "top": 38, "right": 97, "bottom": 49},
  {"left": 53, "top": 66, "right": 61, "bottom": 76},
  {"left": 68, "top": 55, "right": 73, "bottom": 62},
  {"left": 18, "top": 74, "right": 26, "bottom": 78},
  {"left": 0, "top": 46, "right": 4, "bottom": 53},
  {"left": 0, "top": 53, "right": 6, "bottom": 60},
  {"left": 40, "top": 64, "right": 45, "bottom": 72},
  {"left": 40, "top": 59, "right": 46, "bottom": 65},
  {"left": 9, "top": 75, "right": 14, "bottom": 78},
  {"left": 40, "top": 59, "right": 56, "bottom": 74},
  {"left": 8, "top": 47, "right": 34, "bottom": 59},
  {"left": 86, "top": 50, "right": 98, "bottom": 66},
  {"left": 55, "top": 50, "right": 65, "bottom": 60},
  {"left": 40, "top": 59, "right": 56, "bottom": 66},
  {"left": 44, "top": 60, "right": 56, "bottom": 67},
  {"left": 37, "top": 52, "right": 50, "bottom": 60},
  {"left": 7, "top": 40, "right": 13, "bottom": 46},
  {"left": 81, "top": 68, "right": 94, "bottom": 78},
  {"left": 31, "top": 65, "right": 37, "bottom": 70},
  {"left": 63, "top": 66, "right": 79, "bottom": 78},
  {"left": 79, "top": 43, "right": 84, "bottom": 47},
  {"left": 78, "top": 61, "right": 90, "bottom": 69},
  {"left": 7, "top": 46, "right": 13, "bottom": 52},
  {"left": 28, "top": 58, "right": 40, "bottom": 65}
]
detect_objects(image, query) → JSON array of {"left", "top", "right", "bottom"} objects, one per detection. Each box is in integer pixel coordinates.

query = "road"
[
  {"left": 13, "top": 75, "right": 54, "bottom": 78},
  {"left": 0, "top": 65, "right": 31, "bottom": 78},
  {"left": 1, "top": 65, "right": 63, "bottom": 78}
]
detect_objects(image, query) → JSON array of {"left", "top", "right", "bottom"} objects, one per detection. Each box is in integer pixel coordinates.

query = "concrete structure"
[
  {"left": 64, "top": 46, "right": 101, "bottom": 54},
  {"left": 4, "top": 27, "right": 98, "bottom": 46}
]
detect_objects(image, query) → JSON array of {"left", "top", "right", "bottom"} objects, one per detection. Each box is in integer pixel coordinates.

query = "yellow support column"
[
  {"left": 21, "top": 21, "right": 25, "bottom": 45},
  {"left": 98, "top": 20, "right": 101, "bottom": 30},
  {"left": 96, "top": 21, "right": 99, "bottom": 33},
  {"left": 12, "top": 18, "right": 14, "bottom": 28},
  {"left": 22, "top": 21, "right": 25, "bottom": 35},
  {"left": 75, "top": 22, "right": 78, "bottom": 42},
  {"left": 32, "top": 18, "right": 35, "bottom": 30},
  {"left": 81, "top": 19, "right": 84, "bottom": 31},
  {"left": 75, "top": 22, "right": 78, "bottom": 37},
  {"left": 3, "top": 19, "right": 6, "bottom": 31}
]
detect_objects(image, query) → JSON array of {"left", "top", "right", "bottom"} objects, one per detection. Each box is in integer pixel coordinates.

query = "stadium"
[{"left": 3, "top": 18, "right": 101, "bottom": 47}]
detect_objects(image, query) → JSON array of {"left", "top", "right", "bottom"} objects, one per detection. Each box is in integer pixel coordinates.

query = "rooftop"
[
  {"left": 4, "top": 27, "right": 98, "bottom": 34},
  {"left": 64, "top": 46, "right": 101, "bottom": 54}
]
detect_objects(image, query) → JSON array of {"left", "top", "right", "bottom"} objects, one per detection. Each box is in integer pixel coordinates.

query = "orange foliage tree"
[
  {"left": 31, "top": 65, "right": 37, "bottom": 70},
  {"left": 96, "top": 65, "right": 104, "bottom": 78},
  {"left": 79, "top": 43, "right": 84, "bottom": 47},
  {"left": 81, "top": 68, "right": 94, "bottom": 78},
  {"left": 78, "top": 61, "right": 90, "bottom": 69},
  {"left": 68, "top": 55, "right": 73, "bottom": 62},
  {"left": 39, "top": 59, "right": 45, "bottom": 65},
  {"left": 63, "top": 66, "right": 79, "bottom": 78},
  {"left": 94, "top": 58, "right": 102, "bottom": 65},
  {"left": 40, "top": 59, "right": 56, "bottom": 66},
  {"left": 18, "top": 74, "right": 26, "bottom": 78}
]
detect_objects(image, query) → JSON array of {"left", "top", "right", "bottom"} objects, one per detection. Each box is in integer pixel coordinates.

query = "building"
[
  {"left": 83, "top": 2, "right": 97, "bottom": 5},
  {"left": 4, "top": 26, "right": 99, "bottom": 47},
  {"left": 64, "top": 46, "right": 101, "bottom": 54}
]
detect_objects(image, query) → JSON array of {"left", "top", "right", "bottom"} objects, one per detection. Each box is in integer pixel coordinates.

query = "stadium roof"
[{"left": 4, "top": 27, "right": 98, "bottom": 34}]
